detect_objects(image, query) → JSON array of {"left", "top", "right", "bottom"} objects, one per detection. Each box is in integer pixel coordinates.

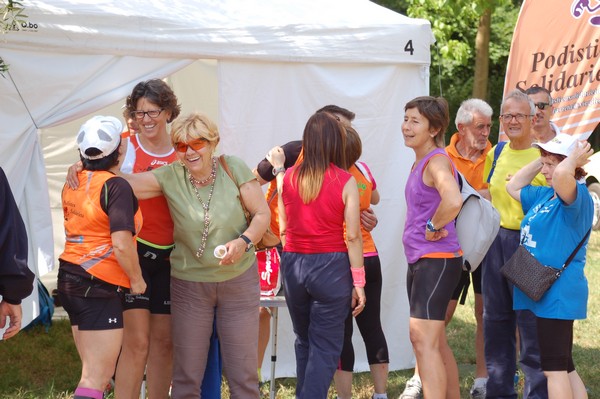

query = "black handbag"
[{"left": 500, "top": 228, "right": 590, "bottom": 301}]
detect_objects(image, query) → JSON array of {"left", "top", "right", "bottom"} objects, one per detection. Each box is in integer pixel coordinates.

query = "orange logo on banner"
[{"left": 502, "top": 0, "right": 600, "bottom": 139}]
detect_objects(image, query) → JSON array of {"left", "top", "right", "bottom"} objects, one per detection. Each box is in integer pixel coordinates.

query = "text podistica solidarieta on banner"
[{"left": 514, "top": 39, "right": 600, "bottom": 93}]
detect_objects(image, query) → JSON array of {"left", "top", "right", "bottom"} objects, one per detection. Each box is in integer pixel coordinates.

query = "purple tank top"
[{"left": 402, "top": 148, "right": 461, "bottom": 264}]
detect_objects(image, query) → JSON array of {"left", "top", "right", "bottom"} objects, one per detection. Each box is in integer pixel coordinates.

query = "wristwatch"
[
  {"left": 272, "top": 166, "right": 286, "bottom": 176},
  {"left": 426, "top": 219, "right": 440, "bottom": 233},
  {"left": 239, "top": 234, "right": 254, "bottom": 252}
]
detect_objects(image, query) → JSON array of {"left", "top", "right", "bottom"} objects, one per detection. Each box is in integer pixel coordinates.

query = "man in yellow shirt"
[{"left": 482, "top": 90, "right": 547, "bottom": 399}]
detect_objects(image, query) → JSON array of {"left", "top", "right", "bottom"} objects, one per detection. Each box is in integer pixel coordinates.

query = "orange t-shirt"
[{"left": 445, "top": 133, "right": 492, "bottom": 191}]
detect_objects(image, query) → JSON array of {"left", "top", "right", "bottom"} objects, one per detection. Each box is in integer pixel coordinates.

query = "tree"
[
  {"left": 372, "top": 0, "right": 521, "bottom": 143},
  {"left": 1, "top": 0, "right": 27, "bottom": 76},
  {"left": 473, "top": 7, "right": 491, "bottom": 100}
]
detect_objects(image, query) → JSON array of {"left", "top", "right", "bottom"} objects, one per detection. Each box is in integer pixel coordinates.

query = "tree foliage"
[
  {"left": 1, "top": 0, "right": 27, "bottom": 76},
  {"left": 372, "top": 0, "right": 522, "bottom": 142}
]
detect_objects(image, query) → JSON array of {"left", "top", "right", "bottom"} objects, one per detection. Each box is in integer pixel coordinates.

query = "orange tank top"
[
  {"left": 129, "top": 135, "right": 177, "bottom": 247},
  {"left": 349, "top": 162, "right": 377, "bottom": 254},
  {"left": 60, "top": 171, "right": 143, "bottom": 288}
]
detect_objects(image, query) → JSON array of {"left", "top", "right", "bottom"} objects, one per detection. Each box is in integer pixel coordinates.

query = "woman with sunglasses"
[
  {"left": 68, "top": 81, "right": 225, "bottom": 398},
  {"left": 117, "top": 111, "right": 269, "bottom": 398}
]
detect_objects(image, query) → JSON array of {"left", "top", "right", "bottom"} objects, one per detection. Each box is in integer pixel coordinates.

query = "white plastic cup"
[{"left": 214, "top": 245, "right": 228, "bottom": 259}]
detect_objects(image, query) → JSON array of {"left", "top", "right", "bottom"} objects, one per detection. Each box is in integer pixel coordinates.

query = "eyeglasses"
[
  {"left": 174, "top": 139, "right": 209, "bottom": 152},
  {"left": 534, "top": 102, "right": 551, "bottom": 110},
  {"left": 499, "top": 113, "right": 530, "bottom": 123},
  {"left": 130, "top": 109, "right": 164, "bottom": 120}
]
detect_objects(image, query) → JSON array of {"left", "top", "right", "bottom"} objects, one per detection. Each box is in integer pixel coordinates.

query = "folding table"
[{"left": 259, "top": 295, "right": 288, "bottom": 399}]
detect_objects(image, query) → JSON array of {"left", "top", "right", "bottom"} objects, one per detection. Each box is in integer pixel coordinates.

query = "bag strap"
[
  {"left": 355, "top": 162, "right": 372, "bottom": 183},
  {"left": 486, "top": 141, "right": 507, "bottom": 183},
  {"left": 219, "top": 155, "right": 251, "bottom": 225},
  {"left": 266, "top": 183, "right": 278, "bottom": 205},
  {"left": 557, "top": 228, "right": 591, "bottom": 276}
]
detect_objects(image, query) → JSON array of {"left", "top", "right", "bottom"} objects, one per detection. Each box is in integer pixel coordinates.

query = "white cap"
[
  {"left": 76, "top": 115, "right": 123, "bottom": 160},
  {"left": 532, "top": 133, "right": 586, "bottom": 157}
]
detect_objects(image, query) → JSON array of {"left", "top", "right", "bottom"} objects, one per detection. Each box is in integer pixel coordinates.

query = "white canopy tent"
[{"left": 0, "top": 0, "right": 434, "bottom": 375}]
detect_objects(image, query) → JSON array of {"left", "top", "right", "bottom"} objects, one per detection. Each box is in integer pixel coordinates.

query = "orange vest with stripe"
[{"left": 60, "top": 171, "right": 143, "bottom": 288}]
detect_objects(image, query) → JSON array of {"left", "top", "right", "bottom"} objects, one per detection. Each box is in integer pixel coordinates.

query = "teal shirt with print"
[
  {"left": 513, "top": 183, "right": 593, "bottom": 319},
  {"left": 152, "top": 155, "right": 256, "bottom": 282}
]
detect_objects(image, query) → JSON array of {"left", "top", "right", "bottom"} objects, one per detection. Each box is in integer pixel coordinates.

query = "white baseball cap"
[
  {"left": 76, "top": 116, "right": 123, "bottom": 160},
  {"left": 532, "top": 132, "right": 590, "bottom": 157}
]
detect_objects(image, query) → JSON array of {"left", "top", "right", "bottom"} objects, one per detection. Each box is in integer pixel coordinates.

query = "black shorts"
[
  {"left": 537, "top": 317, "right": 576, "bottom": 372},
  {"left": 406, "top": 257, "right": 462, "bottom": 320},
  {"left": 450, "top": 266, "right": 482, "bottom": 304},
  {"left": 57, "top": 266, "right": 124, "bottom": 330},
  {"left": 122, "top": 241, "right": 172, "bottom": 314},
  {"left": 59, "top": 292, "right": 124, "bottom": 330}
]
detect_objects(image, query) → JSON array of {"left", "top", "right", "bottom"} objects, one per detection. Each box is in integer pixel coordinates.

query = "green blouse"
[{"left": 152, "top": 155, "right": 256, "bottom": 282}]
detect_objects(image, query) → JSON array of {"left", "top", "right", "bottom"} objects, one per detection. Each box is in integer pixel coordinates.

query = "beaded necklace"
[{"left": 188, "top": 157, "right": 217, "bottom": 259}]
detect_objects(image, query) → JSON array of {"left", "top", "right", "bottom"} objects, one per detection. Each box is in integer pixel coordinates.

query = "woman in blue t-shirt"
[{"left": 506, "top": 133, "right": 594, "bottom": 399}]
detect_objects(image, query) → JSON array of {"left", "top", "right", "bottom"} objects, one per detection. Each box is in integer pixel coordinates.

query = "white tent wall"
[
  {"left": 0, "top": 0, "right": 434, "bottom": 373},
  {"left": 0, "top": 47, "right": 192, "bottom": 331},
  {"left": 218, "top": 60, "right": 426, "bottom": 375}
]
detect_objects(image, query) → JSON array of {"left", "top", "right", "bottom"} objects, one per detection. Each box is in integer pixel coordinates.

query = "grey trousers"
[{"left": 170, "top": 263, "right": 260, "bottom": 399}]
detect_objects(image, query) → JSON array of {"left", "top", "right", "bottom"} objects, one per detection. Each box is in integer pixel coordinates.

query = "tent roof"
[{"left": 5, "top": 0, "right": 433, "bottom": 63}]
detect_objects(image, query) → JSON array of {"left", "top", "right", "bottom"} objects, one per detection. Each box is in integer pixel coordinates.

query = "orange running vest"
[{"left": 60, "top": 170, "right": 143, "bottom": 288}]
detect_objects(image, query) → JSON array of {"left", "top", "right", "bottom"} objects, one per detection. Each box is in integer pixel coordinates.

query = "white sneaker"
[
  {"left": 399, "top": 376, "right": 422, "bottom": 399},
  {"left": 470, "top": 384, "right": 486, "bottom": 399}
]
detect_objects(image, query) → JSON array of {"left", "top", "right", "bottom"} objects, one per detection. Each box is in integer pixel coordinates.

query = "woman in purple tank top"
[{"left": 401, "top": 96, "right": 463, "bottom": 399}]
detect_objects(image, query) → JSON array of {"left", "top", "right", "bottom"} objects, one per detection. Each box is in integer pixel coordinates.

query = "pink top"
[{"left": 282, "top": 164, "right": 351, "bottom": 254}]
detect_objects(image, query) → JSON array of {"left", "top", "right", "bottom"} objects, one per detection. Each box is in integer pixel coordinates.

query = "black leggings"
[
  {"left": 537, "top": 317, "right": 575, "bottom": 372},
  {"left": 338, "top": 255, "right": 389, "bottom": 371}
]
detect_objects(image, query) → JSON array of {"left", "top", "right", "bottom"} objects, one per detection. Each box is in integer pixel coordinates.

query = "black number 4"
[{"left": 404, "top": 40, "right": 414, "bottom": 55}]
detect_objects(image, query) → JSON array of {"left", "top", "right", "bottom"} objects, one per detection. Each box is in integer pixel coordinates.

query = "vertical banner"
[{"left": 503, "top": 0, "right": 600, "bottom": 138}]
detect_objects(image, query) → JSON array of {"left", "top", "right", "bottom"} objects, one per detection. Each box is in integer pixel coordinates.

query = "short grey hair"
[
  {"left": 454, "top": 98, "right": 493, "bottom": 130},
  {"left": 501, "top": 89, "right": 535, "bottom": 116}
]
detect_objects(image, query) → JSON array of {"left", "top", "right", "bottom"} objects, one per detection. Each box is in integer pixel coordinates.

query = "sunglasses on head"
[
  {"left": 174, "top": 139, "right": 208, "bottom": 152},
  {"left": 534, "top": 102, "right": 551, "bottom": 110}
]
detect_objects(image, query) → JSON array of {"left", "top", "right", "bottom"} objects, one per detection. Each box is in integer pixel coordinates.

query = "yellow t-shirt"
[{"left": 483, "top": 143, "right": 547, "bottom": 230}]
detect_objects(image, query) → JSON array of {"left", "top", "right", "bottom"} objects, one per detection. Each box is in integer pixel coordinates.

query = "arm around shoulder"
[{"left": 120, "top": 169, "right": 163, "bottom": 200}]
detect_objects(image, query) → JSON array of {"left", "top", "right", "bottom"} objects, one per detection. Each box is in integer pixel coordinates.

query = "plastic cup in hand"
[{"left": 214, "top": 245, "right": 227, "bottom": 259}]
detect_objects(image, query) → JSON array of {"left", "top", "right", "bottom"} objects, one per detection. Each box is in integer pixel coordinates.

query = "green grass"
[{"left": 2, "top": 232, "right": 600, "bottom": 398}]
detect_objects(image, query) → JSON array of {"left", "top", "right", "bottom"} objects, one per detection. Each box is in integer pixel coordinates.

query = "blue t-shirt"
[{"left": 513, "top": 183, "right": 593, "bottom": 320}]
